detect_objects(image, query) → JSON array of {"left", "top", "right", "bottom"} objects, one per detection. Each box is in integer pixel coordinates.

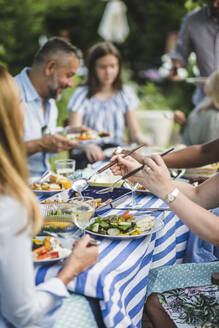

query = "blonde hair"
[
  {"left": 206, "top": 70, "right": 219, "bottom": 109},
  {"left": 0, "top": 65, "right": 42, "bottom": 235},
  {"left": 198, "top": 70, "right": 219, "bottom": 112}
]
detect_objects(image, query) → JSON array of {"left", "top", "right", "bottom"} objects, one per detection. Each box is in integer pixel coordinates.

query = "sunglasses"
[{"left": 41, "top": 125, "right": 51, "bottom": 137}]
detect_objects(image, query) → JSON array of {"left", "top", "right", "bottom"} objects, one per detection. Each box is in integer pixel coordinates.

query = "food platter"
[
  {"left": 32, "top": 236, "right": 73, "bottom": 264},
  {"left": 75, "top": 212, "right": 164, "bottom": 240},
  {"left": 30, "top": 173, "right": 72, "bottom": 198},
  {"left": 67, "top": 131, "right": 111, "bottom": 145}
]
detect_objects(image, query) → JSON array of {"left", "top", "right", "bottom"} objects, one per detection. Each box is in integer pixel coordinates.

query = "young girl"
[
  {"left": 68, "top": 42, "right": 150, "bottom": 169},
  {"left": 0, "top": 65, "right": 98, "bottom": 327}
]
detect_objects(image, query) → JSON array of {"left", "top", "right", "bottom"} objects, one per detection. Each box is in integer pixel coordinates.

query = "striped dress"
[{"left": 67, "top": 85, "right": 140, "bottom": 145}]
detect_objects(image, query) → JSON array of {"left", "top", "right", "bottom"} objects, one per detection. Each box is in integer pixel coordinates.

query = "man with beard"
[
  {"left": 169, "top": 0, "right": 219, "bottom": 107},
  {"left": 15, "top": 37, "right": 86, "bottom": 177}
]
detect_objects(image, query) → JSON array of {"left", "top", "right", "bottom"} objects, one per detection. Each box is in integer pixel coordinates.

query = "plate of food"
[
  {"left": 30, "top": 173, "right": 72, "bottom": 197},
  {"left": 32, "top": 236, "right": 72, "bottom": 264},
  {"left": 67, "top": 131, "right": 111, "bottom": 144},
  {"left": 76, "top": 210, "right": 164, "bottom": 240}
]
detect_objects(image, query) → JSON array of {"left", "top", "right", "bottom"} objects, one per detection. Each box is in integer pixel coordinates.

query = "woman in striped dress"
[{"left": 68, "top": 42, "right": 150, "bottom": 169}]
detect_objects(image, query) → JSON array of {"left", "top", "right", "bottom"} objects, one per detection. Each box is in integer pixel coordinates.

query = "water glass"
[{"left": 55, "top": 159, "right": 76, "bottom": 178}]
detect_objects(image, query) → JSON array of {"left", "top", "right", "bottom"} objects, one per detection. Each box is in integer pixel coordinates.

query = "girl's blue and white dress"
[{"left": 67, "top": 85, "right": 140, "bottom": 146}]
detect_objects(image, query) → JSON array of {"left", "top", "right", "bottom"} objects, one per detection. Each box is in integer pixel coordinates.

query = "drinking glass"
[
  {"left": 55, "top": 159, "right": 76, "bottom": 178},
  {"left": 125, "top": 181, "right": 141, "bottom": 209},
  {"left": 69, "top": 196, "right": 95, "bottom": 229}
]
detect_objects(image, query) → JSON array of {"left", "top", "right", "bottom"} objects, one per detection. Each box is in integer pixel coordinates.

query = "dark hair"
[
  {"left": 85, "top": 42, "right": 122, "bottom": 98},
  {"left": 33, "top": 37, "right": 82, "bottom": 67}
]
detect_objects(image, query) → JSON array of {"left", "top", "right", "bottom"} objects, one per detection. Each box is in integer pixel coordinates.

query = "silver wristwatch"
[{"left": 164, "top": 188, "right": 179, "bottom": 204}]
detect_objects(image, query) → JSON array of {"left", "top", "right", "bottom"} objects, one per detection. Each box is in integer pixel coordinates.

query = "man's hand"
[
  {"left": 40, "top": 134, "right": 78, "bottom": 153},
  {"left": 25, "top": 134, "right": 79, "bottom": 155}
]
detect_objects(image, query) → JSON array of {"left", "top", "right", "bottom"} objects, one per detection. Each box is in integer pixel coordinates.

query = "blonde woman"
[
  {"left": 110, "top": 153, "right": 219, "bottom": 327},
  {"left": 174, "top": 69, "right": 219, "bottom": 146},
  {"left": 0, "top": 65, "right": 98, "bottom": 327}
]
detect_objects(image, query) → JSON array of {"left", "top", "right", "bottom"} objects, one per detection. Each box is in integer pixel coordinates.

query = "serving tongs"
[
  {"left": 96, "top": 147, "right": 175, "bottom": 194},
  {"left": 71, "top": 144, "right": 146, "bottom": 194}
]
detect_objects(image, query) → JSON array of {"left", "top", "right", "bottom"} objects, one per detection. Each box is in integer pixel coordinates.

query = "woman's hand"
[
  {"left": 110, "top": 154, "right": 175, "bottom": 198},
  {"left": 57, "top": 234, "right": 98, "bottom": 286},
  {"left": 120, "top": 149, "right": 145, "bottom": 164},
  {"left": 142, "top": 154, "right": 175, "bottom": 199},
  {"left": 110, "top": 155, "right": 145, "bottom": 184}
]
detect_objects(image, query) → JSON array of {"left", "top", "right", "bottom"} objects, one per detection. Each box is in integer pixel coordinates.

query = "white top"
[
  {"left": 15, "top": 68, "right": 58, "bottom": 177},
  {"left": 67, "top": 85, "right": 140, "bottom": 145},
  {"left": 0, "top": 195, "right": 69, "bottom": 327}
]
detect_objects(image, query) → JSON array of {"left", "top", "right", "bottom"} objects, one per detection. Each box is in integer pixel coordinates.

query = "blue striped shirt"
[{"left": 67, "top": 85, "right": 140, "bottom": 145}]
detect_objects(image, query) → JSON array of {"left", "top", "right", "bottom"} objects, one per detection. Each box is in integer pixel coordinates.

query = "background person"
[
  {"left": 68, "top": 42, "right": 150, "bottom": 169},
  {"left": 169, "top": 0, "right": 219, "bottom": 106},
  {"left": 174, "top": 69, "right": 219, "bottom": 145},
  {"left": 0, "top": 65, "right": 98, "bottom": 327},
  {"left": 15, "top": 37, "right": 88, "bottom": 177}
]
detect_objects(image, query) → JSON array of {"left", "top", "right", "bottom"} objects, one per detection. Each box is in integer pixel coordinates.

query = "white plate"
[
  {"left": 186, "top": 77, "right": 207, "bottom": 85},
  {"left": 33, "top": 236, "right": 73, "bottom": 264},
  {"left": 67, "top": 133, "right": 111, "bottom": 145},
  {"left": 76, "top": 213, "right": 164, "bottom": 240}
]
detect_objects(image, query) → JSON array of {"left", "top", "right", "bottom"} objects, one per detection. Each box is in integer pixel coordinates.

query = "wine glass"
[
  {"left": 130, "top": 182, "right": 141, "bottom": 209},
  {"left": 69, "top": 196, "right": 95, "bottom": 229}
]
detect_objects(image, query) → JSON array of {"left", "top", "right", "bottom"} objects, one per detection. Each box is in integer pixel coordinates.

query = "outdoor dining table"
[{"left": 34, "top": 189, "right": 189, "bottom": 328}]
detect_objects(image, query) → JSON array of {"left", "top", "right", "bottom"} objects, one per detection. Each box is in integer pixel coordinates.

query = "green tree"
[{"left": 0, "top": 0, "right": 48, "bottom": 74}]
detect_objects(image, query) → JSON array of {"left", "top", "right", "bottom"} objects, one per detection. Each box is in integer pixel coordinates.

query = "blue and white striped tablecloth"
[{"left": 35, "top": 192, "right": 189, "bottom": 328}]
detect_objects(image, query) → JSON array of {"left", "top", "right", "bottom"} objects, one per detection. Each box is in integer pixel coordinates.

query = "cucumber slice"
[
  {"left": 91, "top": 223, "right": 99, "bottom": 233},
  {"left": 107, "top": 228, "right": 120, "bottom": 236}
]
